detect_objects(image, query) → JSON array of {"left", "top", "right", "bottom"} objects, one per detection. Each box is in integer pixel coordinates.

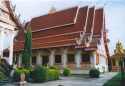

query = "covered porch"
[{"left": 14, "top": 48, "right": 98, "bottom": 70}]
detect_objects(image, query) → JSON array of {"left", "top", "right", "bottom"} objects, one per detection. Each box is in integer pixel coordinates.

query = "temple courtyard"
[{"left": 4, "top": 72, "right": 117, "bottom": 86}]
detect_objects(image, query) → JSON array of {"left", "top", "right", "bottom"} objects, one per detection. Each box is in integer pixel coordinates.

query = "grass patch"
[{"left": 103, "top": 72, "right": 125, "bottom": 86}]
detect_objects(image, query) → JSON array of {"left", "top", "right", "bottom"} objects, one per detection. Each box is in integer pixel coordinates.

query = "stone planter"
[{"left": 19, "top": 73, "right": 27, "bottom": 86}]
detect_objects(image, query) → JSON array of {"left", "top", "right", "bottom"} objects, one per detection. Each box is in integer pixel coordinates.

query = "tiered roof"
[
  {"left": 0, "top": 0, "right": 22, "bottom": 29},
  {"left": 14, "top": 6, "right": 105, "bottom": 52}
]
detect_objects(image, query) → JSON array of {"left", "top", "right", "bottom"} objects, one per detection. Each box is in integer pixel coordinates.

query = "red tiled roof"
[
  {"left": 86, "top": 7, "right": 95, "bottom": 34},
  {"left": 31, "top": 7, "right": 78, "bottom": 32},
  {"left": 93, "top": 8, "right": 103, "bottom": 37},
  {"left": 14, "top": 6, "right": 105, "bottom": 52}
]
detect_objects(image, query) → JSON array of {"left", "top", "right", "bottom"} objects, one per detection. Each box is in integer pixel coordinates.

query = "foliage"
[
  {"left": 103, "top": 73, "right": 125, "bottom": 86},
  {"left": 89, "top": 68, "right": 100, "bottom": 78},
  {"left": 0, "top": 66, "right": 6, "bottom": 76},
  {"left": 31, "top": 66, "right": 60, "bottom": 82},
  {"left": 0, "top": 71, "right": 7, "bottom": 80},
  {"left": 31, "top": 66, "right": 48, "bottom": 82},
  {"left": 12, "top": 67, "right": 31, "bottom": 82},
  {"left": 22, "top": 27, "right": 32, "bottom": 67},
  {"left": 49, "top": 66, "right": 59, "bottom": 70},
  {"left": 63, "top": 68, "right": 71, "bottom": 76},
  {"left": 48, "top": 69, "right": 60, "bottom": 81}
]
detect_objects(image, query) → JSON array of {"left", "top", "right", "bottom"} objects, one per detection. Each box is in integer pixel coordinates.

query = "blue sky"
[{"left": 11, "top": 0, "right": 125, "bottom": 55}]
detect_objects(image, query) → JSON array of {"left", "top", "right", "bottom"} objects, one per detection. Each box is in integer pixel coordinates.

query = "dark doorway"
[
  {"left": 42, "top": 56, "right": 49, "bottom": 65},
  {"left": 55, "top": 55, "right": 62, "bottom": 64},
  {"left": 67, "top": 54, "right": 75, "bottom": 63},
  {"left": 81, "top": 53, "right": 90, "bottom": 63},
  {"left": 32, "top": 56, "right": 37, "bottom": 65}
]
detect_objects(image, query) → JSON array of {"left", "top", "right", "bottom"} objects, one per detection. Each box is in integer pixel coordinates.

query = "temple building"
[
  {"left": 0, "top": 0, "right": 21, "bottom": 65},
  {"left": 14, "top": 6, "right": 110, "bottom": 72}
]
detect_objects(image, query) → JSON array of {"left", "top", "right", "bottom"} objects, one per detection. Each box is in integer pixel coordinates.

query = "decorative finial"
[{"left": 49, "top": 6, "right": 56, "bottom": 14}]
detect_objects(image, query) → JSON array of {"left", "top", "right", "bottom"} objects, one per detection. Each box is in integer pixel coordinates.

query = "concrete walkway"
[{"left": 4, "top": 72, "right": 117, "bottom": 86}]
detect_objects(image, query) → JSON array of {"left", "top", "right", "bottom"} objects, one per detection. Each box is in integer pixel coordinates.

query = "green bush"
[
  {"left": 0, "top": 66, "right": 6, "bottom": 76},
  {"left": 49, "top": 66, "right": 58, "bottom": 70},
  {"left": 89, "top": 68, "right": 100, "bottom": 78},
  {"left": 31, "top": 66, "right": 48, "bottom": 82},
  {"left": 12, "top": 67, "right": 31, "bottom": 82},
  {"left": 30, "top": 66, "right": 60, "bottom": 82},
  {"left": 48, "top": 69, "right": 60, "bottom": 81},
  {"left": 0, "top": 71, "right": 7, "bottom": 80},
  {"left": 63, "top": 68, "right": 71, "bottom": 76}
]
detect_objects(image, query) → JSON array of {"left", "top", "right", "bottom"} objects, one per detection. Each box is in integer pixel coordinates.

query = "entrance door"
[
  {"left": 81, "top": 53, "right": 90, "bottom": 63},
  {"left": 55, "top": 55, "right": 62, "bottom": 64},
  {"left": 81, "top": 53, "right": 90, "bottom": 69},
  {"left": 42, "top": 56, "right": 49, "bottom": 66},
  {"left": 67, "top": 54, "right": 75, "bottom": 69}
]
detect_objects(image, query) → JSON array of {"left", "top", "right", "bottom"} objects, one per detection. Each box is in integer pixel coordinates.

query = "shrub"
[
  {"left": 48, "top": 69, "right": 60, "bottom": 81},
  {"left": 63, "top": 68, "right": 71, "bottom": 76},
  {"left": 12, "top": 67, "right": 31, "bottom": 82},
  {"left": 0, "top": 71, "right": 7, "bottom": 80},
  {"left": 0, "top": 66, "right": 6, "bottom": 76},
  {"left": 49, "top": 66, "right": 58, "bottom": 70},
  {"left": 89, "top": 68, "right": 100, "bottom": 78},
  {"left": 31, "top": 66, "right": 48, "bottom": 82}
]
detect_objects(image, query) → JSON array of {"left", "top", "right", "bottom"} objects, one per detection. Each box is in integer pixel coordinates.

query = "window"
[
  {"left": 32, "top": 56, "right": 37, "bottom": 65},
  {"left": 42, "top": 55, "right": 49, "bottom": 65},
  {"left": 67, "top": 54, "right": 75, "bottom": 63},
  {"left": 55, "top": 55, "right": 61, "bottom": 64}
]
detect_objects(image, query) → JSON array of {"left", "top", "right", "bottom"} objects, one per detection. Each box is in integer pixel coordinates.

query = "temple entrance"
[
  {"left": 42, "top": 55, "right": 49, "bottom": 66},
  {"left": 81, "top": 53, "right": 91, "bottom": 69},
  {"left": 55, "top": 55, "right": 62, "bottom": 64},
  {"left": 67, "top": 54, "right": 75, "bottom": 69},
  {"left": 81, "top": 53, "right": 90, "bottom": 63}
]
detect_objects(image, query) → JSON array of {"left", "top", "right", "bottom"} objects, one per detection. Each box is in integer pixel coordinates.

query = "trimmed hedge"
[
  {"left": 31, "top": 66, "right": 60, "bottom": 82},
  {"left": 89, "top": 68, "right": 100, "bottom": 78},
  {"left": 49, "top": 66, "right": 59, "bottom": 70},
  {"left": 63, "top": 68, "right": 71, "bottom": 76},
  {"left": 48, "top": 69, "right": 59, "bottom": 81},
  {"left": 31, "top": 66, "right": 48, "bottom": 82}
]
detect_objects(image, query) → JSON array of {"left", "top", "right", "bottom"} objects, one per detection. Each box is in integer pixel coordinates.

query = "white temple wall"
[{"left": 97, "top": 36, "right": 108, "bottom": 72}]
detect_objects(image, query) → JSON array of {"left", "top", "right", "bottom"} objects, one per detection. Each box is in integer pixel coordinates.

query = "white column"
[
  {"left": 62, "top": 48, "right": 67, "bottom": 68},
  {"left": 0, "top": 29, "right": 4, "bottom": 58},
  {"left": 75, "top": 50, "right": 81, "bottom": 68},
  {"left": 8, "top": 32, "right": 15, "bottom": 65},
  {"left": 49, "top": 49, "right": 55, "bottom": 66},
  {"left": 36, "top": 52, "right": 42, "bottom": 65},
  {"left": 18, "top": 54, "right": 22, "bottom": 67}
]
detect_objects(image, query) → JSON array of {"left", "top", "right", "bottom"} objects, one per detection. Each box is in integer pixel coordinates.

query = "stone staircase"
[
  {"left": 0, "top": 79, "right": 9, "bottom": 86},
  {"left": 112, "top": 66, "right": 120, "bottom": 72}
]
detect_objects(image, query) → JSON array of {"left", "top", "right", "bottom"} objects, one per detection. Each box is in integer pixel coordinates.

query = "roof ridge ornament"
[
  {"left": 49, "top": 6, "right": 56, "bottom": 14},
  {"left": 75, "top": 6, "right": 89, "bottom": 45}
]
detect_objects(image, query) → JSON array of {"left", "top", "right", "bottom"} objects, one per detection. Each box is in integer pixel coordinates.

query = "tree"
[{"left": 22, "top": 27, "right": 32, "bottom": 67}]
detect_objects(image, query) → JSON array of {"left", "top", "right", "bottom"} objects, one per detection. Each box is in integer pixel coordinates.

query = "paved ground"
[{"left": 4, "top": 72, "right": 117, "bottom": 86}]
